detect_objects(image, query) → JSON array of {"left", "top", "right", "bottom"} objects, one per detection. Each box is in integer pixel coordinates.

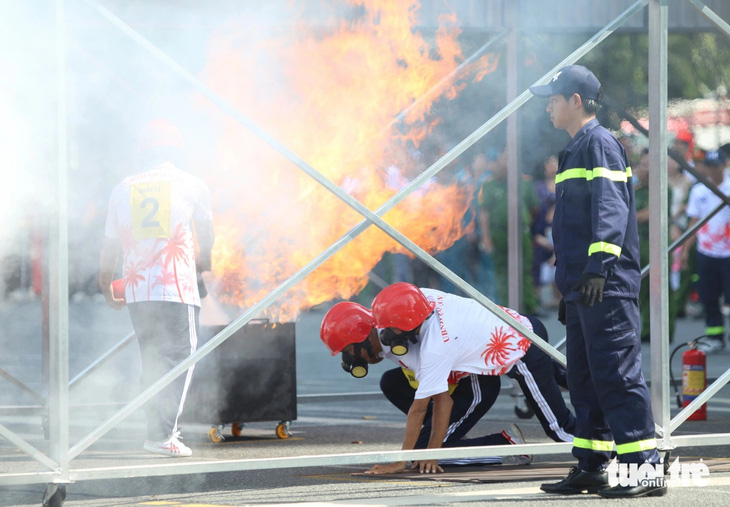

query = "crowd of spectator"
[{"left": 365, "top": 136, "right": 730, "bottom": 355}]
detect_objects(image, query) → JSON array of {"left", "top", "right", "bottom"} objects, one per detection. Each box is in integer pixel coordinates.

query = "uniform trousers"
[{"left": 565, "top": 297, "right": 660, "bottom": 471}]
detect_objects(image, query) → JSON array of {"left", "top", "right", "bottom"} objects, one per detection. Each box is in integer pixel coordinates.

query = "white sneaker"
[
  {"left": 697, "top": 338, "right": 724, "bottom": 355},
  {"left": 143, "top": 432, "right": 192, "bottom": 457},
  {"left": 501, "top": 424, "right": 532, "bottom": 465}
]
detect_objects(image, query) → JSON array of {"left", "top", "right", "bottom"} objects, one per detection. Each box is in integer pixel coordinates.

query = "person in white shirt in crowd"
[
  {"left": 681, "top": 149, "right": 730, "bottom": 354},
  {"left": 99, "top": 118, "right": 215, "bottom": 457}
]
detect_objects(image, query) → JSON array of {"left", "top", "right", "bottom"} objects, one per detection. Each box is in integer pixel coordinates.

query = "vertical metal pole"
[
  {"left": 506, "top": 0, "right": 521, "bottom": 311},
  {"left": 648, "top": 0, "right": 671, "bottom": 446},
  {"left": 49, "top": 0, "right": 70, "bottom": 477}
]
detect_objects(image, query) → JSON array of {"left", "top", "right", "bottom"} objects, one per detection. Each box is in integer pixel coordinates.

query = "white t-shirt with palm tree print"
[
  {"left": 105, "top": 162, "right": 212, "bottom": 306},
  {"left": 388, "top": 289, "right": 531, "bottom": 400}
]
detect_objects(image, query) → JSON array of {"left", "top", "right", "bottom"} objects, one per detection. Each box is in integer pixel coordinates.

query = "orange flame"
[{"left": 197, "top": 0, "right": 498, "bottom": 321}]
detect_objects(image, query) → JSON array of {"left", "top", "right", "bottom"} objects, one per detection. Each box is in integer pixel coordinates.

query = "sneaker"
[
  {"left": 501, "top": 424, "right": 532, "bottom": 465},
  {"left": 143, "top": 431, "right": 192, "bottom": 457},
  {"left": 697, "top": 338, "right": 724, "bottom": 355}
]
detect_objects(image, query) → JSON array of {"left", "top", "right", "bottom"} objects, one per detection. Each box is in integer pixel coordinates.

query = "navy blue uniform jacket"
[{"left": 553, "top": 118, "right": 641, "bottom": 302}]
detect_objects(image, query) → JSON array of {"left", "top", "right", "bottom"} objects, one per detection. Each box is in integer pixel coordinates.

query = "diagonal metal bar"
[
  {"left": 390, "top": 29, "right": 508, "bottom": 126},
  {"left": 670, "top": 366, "right": 730, "bottom": 432},
  {"left": 616, "top": 99, "right": 730, "bottom": 211},
  {"left": 242, "top": 30, "right": 508, "bottom": 247},
  {"left": 0, "top": 368, "right": 45, "bottom": 405},
  {"left": 0, "top": 423, "right": 58, "bottom": 470},
  {"left": 686, "top": 0, "right": 730, "bottom": 37},
  {"left": 69, "top": 332, "right": 135, "bottom": 389},
  {"left": 642, "top": 200, "right": 723, "bottom": 278}
]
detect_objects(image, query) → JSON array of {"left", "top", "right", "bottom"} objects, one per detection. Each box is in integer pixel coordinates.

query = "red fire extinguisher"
[{"left": 682, "top": 345, "right": 707, "bottom": 420}]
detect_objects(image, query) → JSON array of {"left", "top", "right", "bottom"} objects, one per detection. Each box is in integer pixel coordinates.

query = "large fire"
[{"left": 197, "top": 0, "right": 498, "bottom": 321}]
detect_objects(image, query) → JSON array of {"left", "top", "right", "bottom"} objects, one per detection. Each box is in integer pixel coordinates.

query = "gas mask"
[
  {"left": 379, "top": 327, "right": 419, "bottom": 356},
  {"left": 341, "top": 338, "right": 375, "bottom": 378}
]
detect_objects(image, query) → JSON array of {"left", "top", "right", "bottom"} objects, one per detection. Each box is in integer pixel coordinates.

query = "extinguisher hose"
[{"left": 669, "top": 335, "right": 709, "bottom": 409}]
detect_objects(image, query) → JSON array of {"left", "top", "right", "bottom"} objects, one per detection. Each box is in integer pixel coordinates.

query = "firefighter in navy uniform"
[{"left": 530, "top": 65, "right": 665, "bottom": 498}]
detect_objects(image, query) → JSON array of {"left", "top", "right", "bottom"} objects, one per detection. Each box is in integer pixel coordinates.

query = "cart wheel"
[
  {"left": 231, "top": 422, "right": 243, "bottom": 437},
  {"left": 208, "top": 426, "right": 224, "bottom": 443},
  {"left": 275, "top": 421, "right": 291, "bottom": 439}
]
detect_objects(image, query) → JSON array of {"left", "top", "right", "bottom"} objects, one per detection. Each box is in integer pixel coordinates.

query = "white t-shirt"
[
  {"left": 685, "top": 174, "right": 730, "bottom": 258},
  {"left": 105, "top": 162, "right": 213, "bottom": 306},
  {"left": 380, "top": 289, "right": 532, "bottom": 400}
]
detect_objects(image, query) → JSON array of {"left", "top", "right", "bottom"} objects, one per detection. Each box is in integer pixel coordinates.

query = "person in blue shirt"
[{"left": 530, "top": 65, "right": 665, "bottom": 499}]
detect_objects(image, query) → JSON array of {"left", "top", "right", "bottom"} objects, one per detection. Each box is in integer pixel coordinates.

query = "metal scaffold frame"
[{"left": 1, "top": 0, "right": 729, "bottom": 498}]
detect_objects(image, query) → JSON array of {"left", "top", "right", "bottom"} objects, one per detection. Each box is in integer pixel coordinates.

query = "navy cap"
[
  {"left": 705, "top": 149, "right": 727, "bottom": 166},
  {"left": 530, "top": 65, "right": 601, "bottom": 100}
]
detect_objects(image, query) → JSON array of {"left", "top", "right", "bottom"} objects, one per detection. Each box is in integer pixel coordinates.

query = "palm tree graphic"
[
  {"left": 161, "top": 224, "right": 190, "bottom": 303},
  {"left": 123, "top": 259, "right": 146, "bottom": 302},
  {"left": 153, "top": 267, "right": 176, "bottom": 301}
]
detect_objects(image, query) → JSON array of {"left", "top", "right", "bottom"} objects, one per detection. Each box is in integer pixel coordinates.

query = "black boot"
[
  {"left": 541, "top": 466, "right": 609, "bottom": 494},
  {"left": 597, "top": 478, "right": 668, "bottom": 498}
]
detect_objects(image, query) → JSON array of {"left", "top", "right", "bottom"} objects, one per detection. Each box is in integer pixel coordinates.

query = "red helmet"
[
  {"left": 371, "top": 283, "right": 435, "bottom": 331},
  {"left": 137, "top": 118, "right": 184, "bottom": 153},
  {"left": 320, "top": 302, "right": 375, "bottom": 356}
]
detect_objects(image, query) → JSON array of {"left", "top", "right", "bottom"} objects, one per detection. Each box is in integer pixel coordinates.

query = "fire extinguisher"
[{"left": 682, "top": 344, "right": 707, "bottom": 421}]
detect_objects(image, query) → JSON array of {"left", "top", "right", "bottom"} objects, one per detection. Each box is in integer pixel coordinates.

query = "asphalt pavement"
[{"left": 1, "top": 295, "right": 729, "bottom": 506}]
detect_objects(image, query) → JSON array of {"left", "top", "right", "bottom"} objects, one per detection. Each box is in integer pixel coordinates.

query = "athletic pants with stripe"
[
  {"left": 696, "top": 251, "right": 730, "bottom": 340},
  {"left": 506, "top": 315, "right": 575, "bottom": 443},
  {"left": 128, "top": 302, "right": 199, "bottom": 441}
]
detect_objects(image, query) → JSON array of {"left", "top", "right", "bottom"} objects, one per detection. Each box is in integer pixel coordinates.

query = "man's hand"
[
  {"left": 102, "top": 284, "right": 126, "bottom": 310},
  {"left": 558, "top": 298, "right": 566, "bottom": 325},
  {"left": 411, "top": 460, "right": 443, "bottom": 474},
  {"left": 364, "top": 462, "right": 407, "bottom": 475},
  {"left": 574, "top": 273, "right": 606, "bottom": 307}
]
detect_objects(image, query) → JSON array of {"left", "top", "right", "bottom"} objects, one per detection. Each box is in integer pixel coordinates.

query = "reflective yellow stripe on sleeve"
[
  {"left": 591, "top": 166, "right": 631, "bottom": 182},
  {"left": 573, "top": 437, "right": 614, "bottom": 452},
  {"left": 555, "top": 166, "right": 631, "bottom": 184},
  {"left": 616, "top": 438, "right": 657, "bottom": 455},
  {"left": 588, "top": 241, "right": 622, "bottom": 257},
  {"left": 555, "top": 168, "right": 588, "bottom": 184}
]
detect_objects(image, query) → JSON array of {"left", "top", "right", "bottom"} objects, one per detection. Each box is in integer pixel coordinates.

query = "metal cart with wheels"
[{"left": 183, "top": 320, "right": 297, "bottom": 441}]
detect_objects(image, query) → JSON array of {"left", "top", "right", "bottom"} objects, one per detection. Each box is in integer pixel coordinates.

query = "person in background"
[
  {"left": 681, "top": 149, "right": 730, "bottom": 355},
  {"left": 634, "top": 148, "right": 677, "bottom": 343},
  {"left": 668, "top": 148, "right": 697, "bottom": 317},
  {"left": 531, "top": 154, "right": 560, "bottom": 310},
  {"left": 438, "top": 152, "right": 496, "bottom": 300},
  {"left": 99, "top": 118, "right": 215, "bottom": 457},
  {"left": 530, "top": 65, "right": 664, "bottom": 498},
  {"left": 479, "top": 147, "right": 540, "bottom": 314}
]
